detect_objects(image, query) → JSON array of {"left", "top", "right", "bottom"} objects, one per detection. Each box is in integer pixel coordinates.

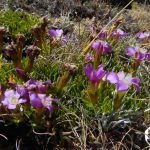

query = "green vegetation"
[
  {"left": 0, "top": 9, "right": 39, "bottom": 38},
  {"left": 0, "top": 7, "right": 149, "bottom": 149}
]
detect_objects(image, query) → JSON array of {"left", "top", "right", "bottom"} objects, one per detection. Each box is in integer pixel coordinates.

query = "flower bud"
[
  {"left": 4, "top": 44, "right": 18, "bottom": 60},
  {"left": 63, "top": 63, "right": 78, "bottom": 75},
  {"left": 16, "top": 34, "right": 25, "bottom": 46},
  {"left": 0, "top": 27, "right": 6, "bottom": 53},
  {"left": 32, "top": 25, "right": 43, "bottom": 48},
  {"left": 26, "top": 45, "right": 40, "bottom": 60},
  {"left": 16, "top": 68, "right": 29, "bottom": 81},
  {"left": 57, "top": 63, "right": 78, "bottom": 92},
  {"left": 40, "top": 16, "right": 49, "bottom": 33},
  {"left": 25, "top": 45, "right": 40, "bottom": 73}
]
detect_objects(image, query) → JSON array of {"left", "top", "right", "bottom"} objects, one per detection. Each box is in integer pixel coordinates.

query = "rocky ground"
[
  {"left": 0, "top": 1, "right": 147, "bottom": 36},
  {"left": 0, "top": 0, "right": 149, "bottom": 42},
  {"left": 0, "top": 0, "right": 149, "bottom": 17}
]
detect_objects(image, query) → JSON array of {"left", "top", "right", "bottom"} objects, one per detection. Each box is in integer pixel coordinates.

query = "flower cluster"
[
  {"left": 1, "top": 79, "right": 58, "bottom": 112},
  {"left": 84, "top": 66, "right": 140, "bottom": 92},
  {"left": 106, "top": 71, "right": 140, "bottom": 92},
  {"left": 126, "top": 46, "right": 150, "bottom": 61},
  {"left": 83, "top": 26, "right": 142, "bottom": 109}
]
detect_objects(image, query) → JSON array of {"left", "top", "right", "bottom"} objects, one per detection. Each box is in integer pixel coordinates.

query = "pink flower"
[
  {"left": 2, "top": 89, "right": 27, "bottom": 109},
  {"left": 84, "top": 63, "right": 106, "bottom": 85},
  {"left": 111, "top": 29, "right": 128, "bottom": 39},
  {"left": 126, "top": 46, "right": 148, "bottom": 61},
  {"left": 106, "top": 71, "right": 140, "bottom": 92},
  {"left": 136, "top": 32, "right": 150, "bottom": 39},
  {"left": 48, "top": 29, "right": 63, "bottom": 39},
  {"left": 29, "top": 92, "right": 58, "bottom": 112},
  {"left": 92, "top": 41, "right": 112, "bottom": 55}
]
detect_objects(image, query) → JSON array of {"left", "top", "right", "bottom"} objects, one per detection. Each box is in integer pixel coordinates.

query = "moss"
[{"left": 0, "top": 9, "right": 39, "bottom": 38}]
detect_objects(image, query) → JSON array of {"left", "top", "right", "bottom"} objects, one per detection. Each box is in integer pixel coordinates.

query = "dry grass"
[{"left": 129, "top": 3, "right": 150, "bottom": 31}]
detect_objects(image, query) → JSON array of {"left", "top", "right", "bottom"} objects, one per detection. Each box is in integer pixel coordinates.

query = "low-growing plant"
[
  {"left": 0, "top": 9, "right": 39, "bottom": 39},
  {"left": 0, "top": 11, "right": 149, "bottom": 149}
]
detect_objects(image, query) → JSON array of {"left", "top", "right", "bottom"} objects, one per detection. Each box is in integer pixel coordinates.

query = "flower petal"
[
  {"left": 8, "top": 104, "right": 16, "bottom": 109},
  {"left": 106, "top": 72, "right": 119, "bottom": 84},
  {"left": 136, "top": 32, "right": 150, "bottom": 39},
  {"left": 85, "top": 53, "right": 93, "bottom": 62},
  {"left": 111, "top": 29, "right": 128, "bottom": 38},
  {"left": 55, "top": 29, "right": 63, "bottom": 37},
  {"left": 44, "top": 80, "right": 51, "bottom": 85},
  {"left": 84, "top": 63, "right": 93, "bottom": 79},
  {"left": 47, "top": 105, "right": 54, "bottom": 112},
  {"left": 116, "top": 81, "right": 129, "bottom": 91},
  {"left": 26, "top": 79, "right": 36, "bottom": 85},
  {"left": 124, "top": 73, "right": 132, "bottom": 84},
  {"left": 49, "top": 29, "right": 63, "bottom": 38},
  {"left": 131, "top": 78, "right": 140, "bottom": 92},
  {"left": 117, "top": 71, "right": 126, "bottom": 81},
  {"left": 92, "top": 41, "right": 111, "bottom": 54},
  {"left": 92, "top": 41, "right": 101, "bottom": 51},
  {"left": 135, "top": 52, "right": 145, "bottom": 60},
  {"left": 96, "top": 65, "right": 106, "bottom": 79},
  {"left": 29, "top": 93, "right": 43, "bottom": 108},
  {"left": 18, "top": 98, "right": 27, "bottom": 104},
  {"left": 126, "top": 46, "right": 137, "bottom": 56},
  {"left": 145, "top": 53, "right": 150, "bottom": 60},
  {"left": 99, "top": 31, "right": 107, "bottom": 40},
  {"left": 90, "top": 71, "right": 99, "bottom": 83},
  {"left": 2, "top": 100, "right": 8, "bottom": 105},
  {"left": 4, "top": 90, "right": 15, "bottom": 97}
]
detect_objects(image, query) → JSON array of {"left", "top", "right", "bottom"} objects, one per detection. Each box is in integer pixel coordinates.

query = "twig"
[
  {"left": 33, "top": 128, "right": 79, "bottom": 136},
  {"left": 0, "top": 133, "right": 8, "bottom": 140},
  {"left": 118, "top": 128, "right": 133, "bottom": 150},
  {"left": 33, "top": 129, "right": 55, "bottom": 136}
]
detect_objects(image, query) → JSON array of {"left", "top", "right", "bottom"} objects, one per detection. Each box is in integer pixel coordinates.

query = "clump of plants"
[
  {"left": 0, "top": 9, "right": 39, "bottom": 39},
  {"left": 0, "top": 11, "right": 149, "bottom": 149}
]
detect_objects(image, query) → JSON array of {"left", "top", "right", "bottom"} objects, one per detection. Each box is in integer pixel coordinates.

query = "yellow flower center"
[
  {"left": 42, "top": 99, "right": 52, "bottom": 106},
  {"left": 9, "top": 96, "right": 18, "bottom": 105}
]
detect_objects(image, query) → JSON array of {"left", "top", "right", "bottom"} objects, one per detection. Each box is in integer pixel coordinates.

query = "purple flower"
[
  {"left": 48, "top": 28, "right": 63, "bottom": 39},
  {"left": 2, "top": 89, "right": 27, "bottom": 109},
  {"left": 29, "top": 92, "right": 58, "bottom": 111},
  {"left": 111, "top": 29, "right": 128, "bottom": 39},
  {"left": 126, "top": 46, "right": 148, "bottom": 61},
  {"left": 16, "top": 85, "right": 28, "bottom": 99},
  {"left": 145, "top": 52, "right": 150, "bottom": 60},
  {"left": 43, "top": 80, "right": 51, "bottom": 85},
  {"left": 99, "top": 31, "right": 107, "bottom": 40},
  {"left": 136, "top": 32, "right": 150, "bottom": 39},
  {"left": 25, "top": 79, "right": 47, "bottom": 93},
  {"left": 29, "top": 92, "right": 44, "bottom": 108},
  {"left": 84, "top": 63, "right": 106, "bottom": 85},
  {"left": 48, "top": 28, "right": 68, "bottom": 45},
  {"left": 106, "top": 71, "right": 140, "bottom": 92},
  {"left": 41, "top": 96, "right": 58, "bottom": 112},
  {"left": 16, "top": 68, "right": 28, "bottom": 81},
  {"left": 85, "top": 53, "right": 93, "bottom": 62},
  {"left": 92, "top": 41, "right": 112, "bottom": 55}
]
